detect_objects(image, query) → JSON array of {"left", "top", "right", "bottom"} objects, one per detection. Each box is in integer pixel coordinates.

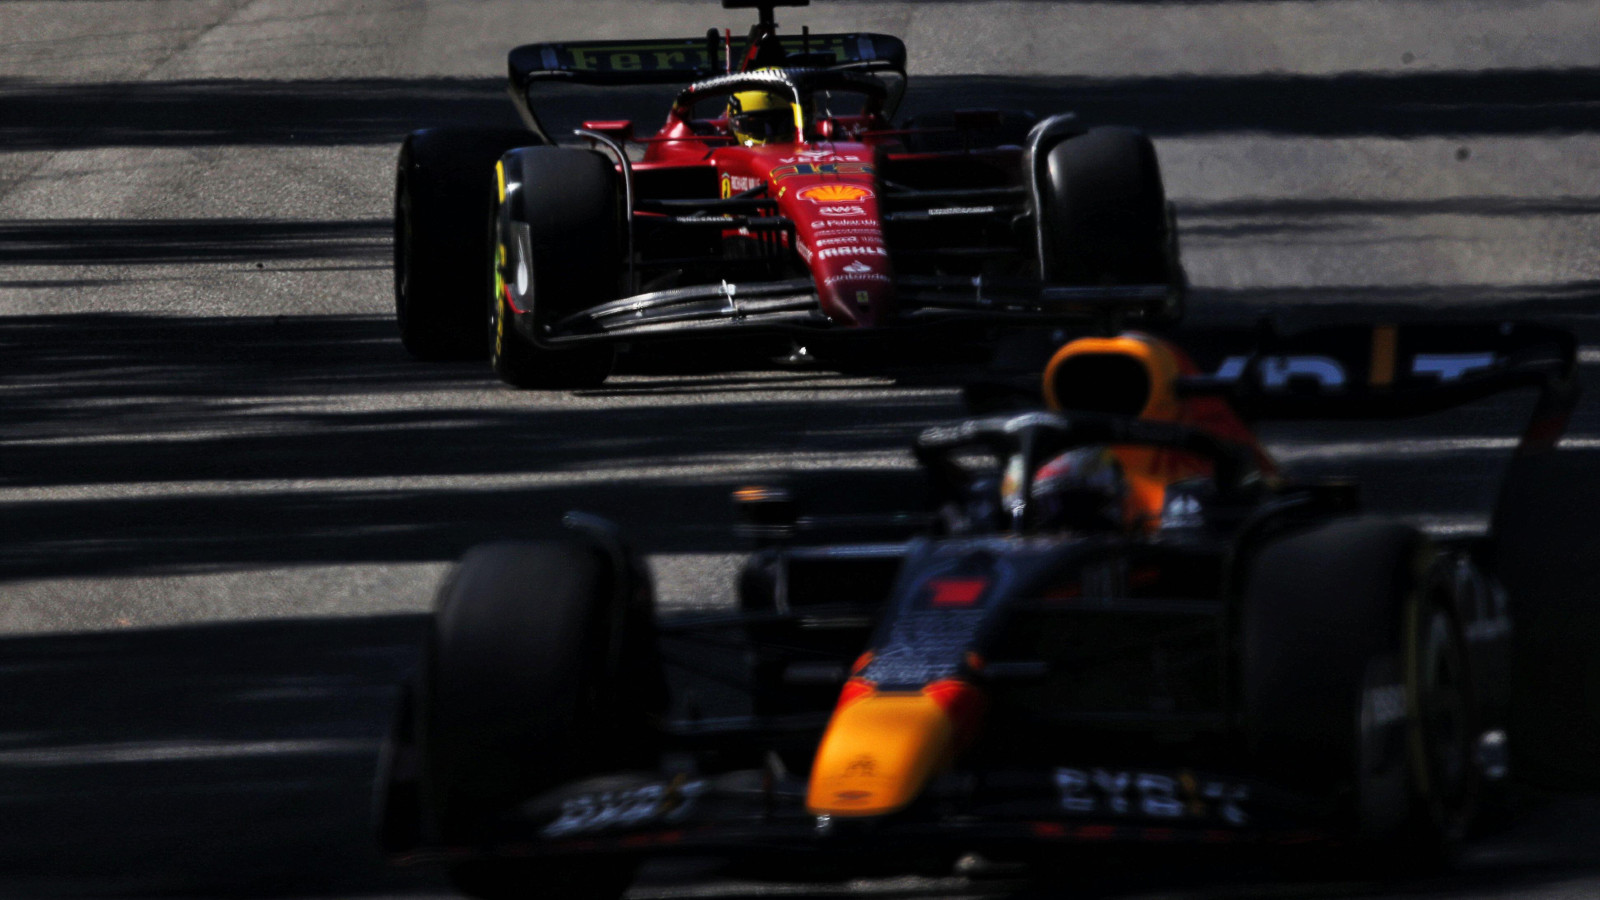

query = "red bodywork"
[
  {"left": 496, "top": 22, "right": 1181, "bottom": 353},
  {"left": 635, "top": 118, "right": 897, "bottom": 326}
]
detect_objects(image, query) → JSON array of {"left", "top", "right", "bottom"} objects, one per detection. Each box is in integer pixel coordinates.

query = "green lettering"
[{"left": 652, "top": 50, "right": 687, "bottom": 69}]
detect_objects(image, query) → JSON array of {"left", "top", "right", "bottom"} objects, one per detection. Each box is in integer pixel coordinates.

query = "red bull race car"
[
  {"left": 375, "top": 320, "right": 1584, "bottom": 897},
  {"left": 394, "top": 0, "right": 1182, "bottom": 387}
]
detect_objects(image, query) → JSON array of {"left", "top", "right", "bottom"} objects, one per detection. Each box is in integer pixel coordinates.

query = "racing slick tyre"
[
  {"left": 1242, "top": 518, "right": 1477, "bottom": 859},
  {"left": 395, "top": 127, "right": 542, "bottom": 360},
  {"left": 419, "top": 540, "right": 660, "bottom": 900},
  {"left": 1492, "top": 452, "right": 1600, "bottom": 788},
  {"left": 490, "top": 146, "right": 619, "bottom": 389},
  {"left": 1039, "top": 126, "right": 1182, "bottom": 323}
]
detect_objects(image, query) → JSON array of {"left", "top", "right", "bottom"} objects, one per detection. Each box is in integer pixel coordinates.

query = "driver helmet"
[
  {"left": 1030, "top": 447, "right": 1129, "bottom": 532},
  {"left": 728, "top": 84, "right": 795, "bottom": 146}
]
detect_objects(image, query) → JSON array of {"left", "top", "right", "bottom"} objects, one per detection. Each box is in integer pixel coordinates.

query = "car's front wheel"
[
  {"left": 1242, "top": 518, "right": 1478, "bottom": 858},
  {"left": 489, "top": 146, "right": 620, "bottom": 389},
  {"left": 418, "top": 539, "right": 657, "bottom": 900},
  {"left": 1038, "top": 126, "right": 1183, "bottom": 324}
]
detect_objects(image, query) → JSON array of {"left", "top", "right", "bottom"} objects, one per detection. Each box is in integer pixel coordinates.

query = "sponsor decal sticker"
[
  {"left": 1207, "top": 351, "right": 1500, "bottom": 391},
  {"left": 771, "top": 162, "right": 875, "bottom": 181},
  {"left": 560, "top": 36, "right": 852, "bottom": 74},
  {"left": 720, "top": 173, "right": 762, "bottom": 198},
  {"left": 1413, "top": 352, "right": 1496, "bottom": 381},
  {"left": 813, "top": 234, "right": 883, "bottom": 248},
  {"left": 925, "top": 577, "right": 988, "bottom": 608},
  {"left": 798, "top": 184, "right": 874, "bottom": 203},
  {"left": 818, "top": 205, "right": 868, "bottom": 217},
  {"left": 543, "top": 777, "right": 707, "bottom": 838},
  {"left": 780, "top": 150, "right": 863, "bottom": 163},
  {"left": 824, "top": 273, "right": 892, "bottom": 287},
  {"left": 817, "top": 246, "right": 886, "bottom": 260},
  {"left": 1054, "top": 768, "right": 1250, "bottom": 825},
  {"left": 842, "top": 260, "right": 873, "bottom": 273},
  {"left": 812, "top": 219, "right": 876, "bottom": 228}
]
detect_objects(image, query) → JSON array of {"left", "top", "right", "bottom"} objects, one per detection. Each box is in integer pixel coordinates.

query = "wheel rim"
[
  {"left": 1419, "top": 610, "right": 1472, "bottom": 809},
  {"left": 489, "top": 211, "right": 507, "bottom": 366}
]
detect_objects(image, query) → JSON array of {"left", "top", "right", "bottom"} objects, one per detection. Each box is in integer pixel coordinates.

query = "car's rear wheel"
[
  {"left": 1038, "top": 126, "right": 1182, "bottom": 323},
  {"left": 1242, "top": 518, "right": 1478, "bottom": 858},
  {"left": 395, "top": 128, "right": 540, "bottom": 360},
  {"left": 490, "top": 146, "right": 619, "bottom": 389},
  {"left": 1491, "top": 450, "right": 1600, "bottom": 788},
  {"left": 419, "top": 539, "right": 657, "bottom": 900}
]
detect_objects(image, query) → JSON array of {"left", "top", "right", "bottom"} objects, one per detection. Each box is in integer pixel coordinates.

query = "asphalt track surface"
[{"left": 5, "top": 0, "right": 1600, "bottom": 896}]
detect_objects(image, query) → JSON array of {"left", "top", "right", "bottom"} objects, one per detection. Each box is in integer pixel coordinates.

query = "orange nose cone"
[{"left": 806, "top": 680, "right": 964, "bottom": 817}]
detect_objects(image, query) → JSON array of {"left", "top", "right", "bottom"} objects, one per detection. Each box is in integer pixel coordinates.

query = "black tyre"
[
  {"left": 395, "top": 128, "right": 541, "bottom": 360},
  {"left": 1242, "top": 518, "right": 1477, "bottom": 852},
  {"left": 1039, "top": 126, "right": 1180, "bottom": 313},
  {"left": 490, "top": 146, "right": 619, "bottom": 389},
  {"left": 419, "top": 540, "right": 658, "bottom": 900},
  {"left": 1492, "top": 451, "right": 1600, "bottom": 787}
]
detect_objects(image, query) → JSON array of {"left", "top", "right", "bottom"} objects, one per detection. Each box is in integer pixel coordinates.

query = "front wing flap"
[
  {"left": 388, "top": 765, "right": 1338, "bottom": 864},
  {"left": 542, "top": 278, "right": 1176, "bottom": 345}
]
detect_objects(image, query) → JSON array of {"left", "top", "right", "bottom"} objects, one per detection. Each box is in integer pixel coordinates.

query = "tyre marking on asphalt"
[
  {"left": 0, "top": 452, "right": 918, "bottom": 502},
  {"left": 0, "top": 739, "right": 371, "bottom": 766}
]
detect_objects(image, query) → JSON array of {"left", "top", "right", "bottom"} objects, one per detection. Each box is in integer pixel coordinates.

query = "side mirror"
[
  {"left": 581, "top": 120, "right": 634, "bottom": 144},
  {"left": 733, "top": 484, "right": 796, "bottom": 545}
]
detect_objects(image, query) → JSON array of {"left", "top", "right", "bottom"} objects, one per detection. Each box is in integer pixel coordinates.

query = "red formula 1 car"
[
  {"left": 375, "top": 321, "right": 1587, "bottom": 898},
  {"left": 394, "top": 0, "right": 1183, "bottom": 387}
]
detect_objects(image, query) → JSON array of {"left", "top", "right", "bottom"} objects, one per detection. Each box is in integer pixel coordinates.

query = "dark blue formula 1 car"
[{"left": 376, "top": 320, "right": 1582, "bottom": 898}]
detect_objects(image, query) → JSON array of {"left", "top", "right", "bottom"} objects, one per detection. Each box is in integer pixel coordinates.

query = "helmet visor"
[{"left": 730, "top": 107, "right": 794, "bottom": 145}]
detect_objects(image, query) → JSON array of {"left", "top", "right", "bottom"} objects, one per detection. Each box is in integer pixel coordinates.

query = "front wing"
[
  {"left": 536, "top": 278, "right": 1179, "bottom": 345},
  {"left": 380, "top": 761, "right": 1342, "bottom": 866}
]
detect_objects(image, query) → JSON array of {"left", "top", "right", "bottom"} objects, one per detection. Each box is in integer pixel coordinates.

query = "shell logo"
[{"left": 798, "top": 184, "right": 874, "bottom": 203}]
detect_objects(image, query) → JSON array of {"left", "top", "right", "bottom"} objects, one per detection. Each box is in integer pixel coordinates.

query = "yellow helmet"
[{"left": 727, "top": 86, "right": 795, "bottom": 146}]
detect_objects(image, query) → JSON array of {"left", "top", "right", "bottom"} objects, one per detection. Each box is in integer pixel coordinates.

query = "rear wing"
[
  {"left": 1178, "top": 321, "right": 1579, "bottom": 453},
  {"left": 507, "top": 33, "right": 907, "bottom": 141}
]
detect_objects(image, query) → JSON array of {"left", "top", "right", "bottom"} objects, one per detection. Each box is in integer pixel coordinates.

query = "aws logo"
[{"left": 798, "top": 184, "right": 874, "bottom": 203}]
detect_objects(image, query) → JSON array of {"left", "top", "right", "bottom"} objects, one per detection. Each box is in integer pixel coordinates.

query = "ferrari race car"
[
  {"left": 394, "top": 0, "right": 1183, "bottom": 388},
  {"left": 375, "top": 320, "right": 1584, "bottom": 897}
]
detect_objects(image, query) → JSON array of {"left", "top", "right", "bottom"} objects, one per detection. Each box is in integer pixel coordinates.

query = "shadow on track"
[
  {"left": 0, "top": 219, "right": 389, "bottom": 267},
  {"left": 0, "top": 314, "right": 954, "bottom": 580},
  {"left": 4, "top": 611, "right": 1599, "bottom": 900},
  {"left": 7, "top": 301, "right": 1600, "bottom": 581},
  {"left": 0, "top": 613, "right": 442, "bottom": 898},
  {"left": 1183, "top": 282, "right": 1600, "bottom": 328}
]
